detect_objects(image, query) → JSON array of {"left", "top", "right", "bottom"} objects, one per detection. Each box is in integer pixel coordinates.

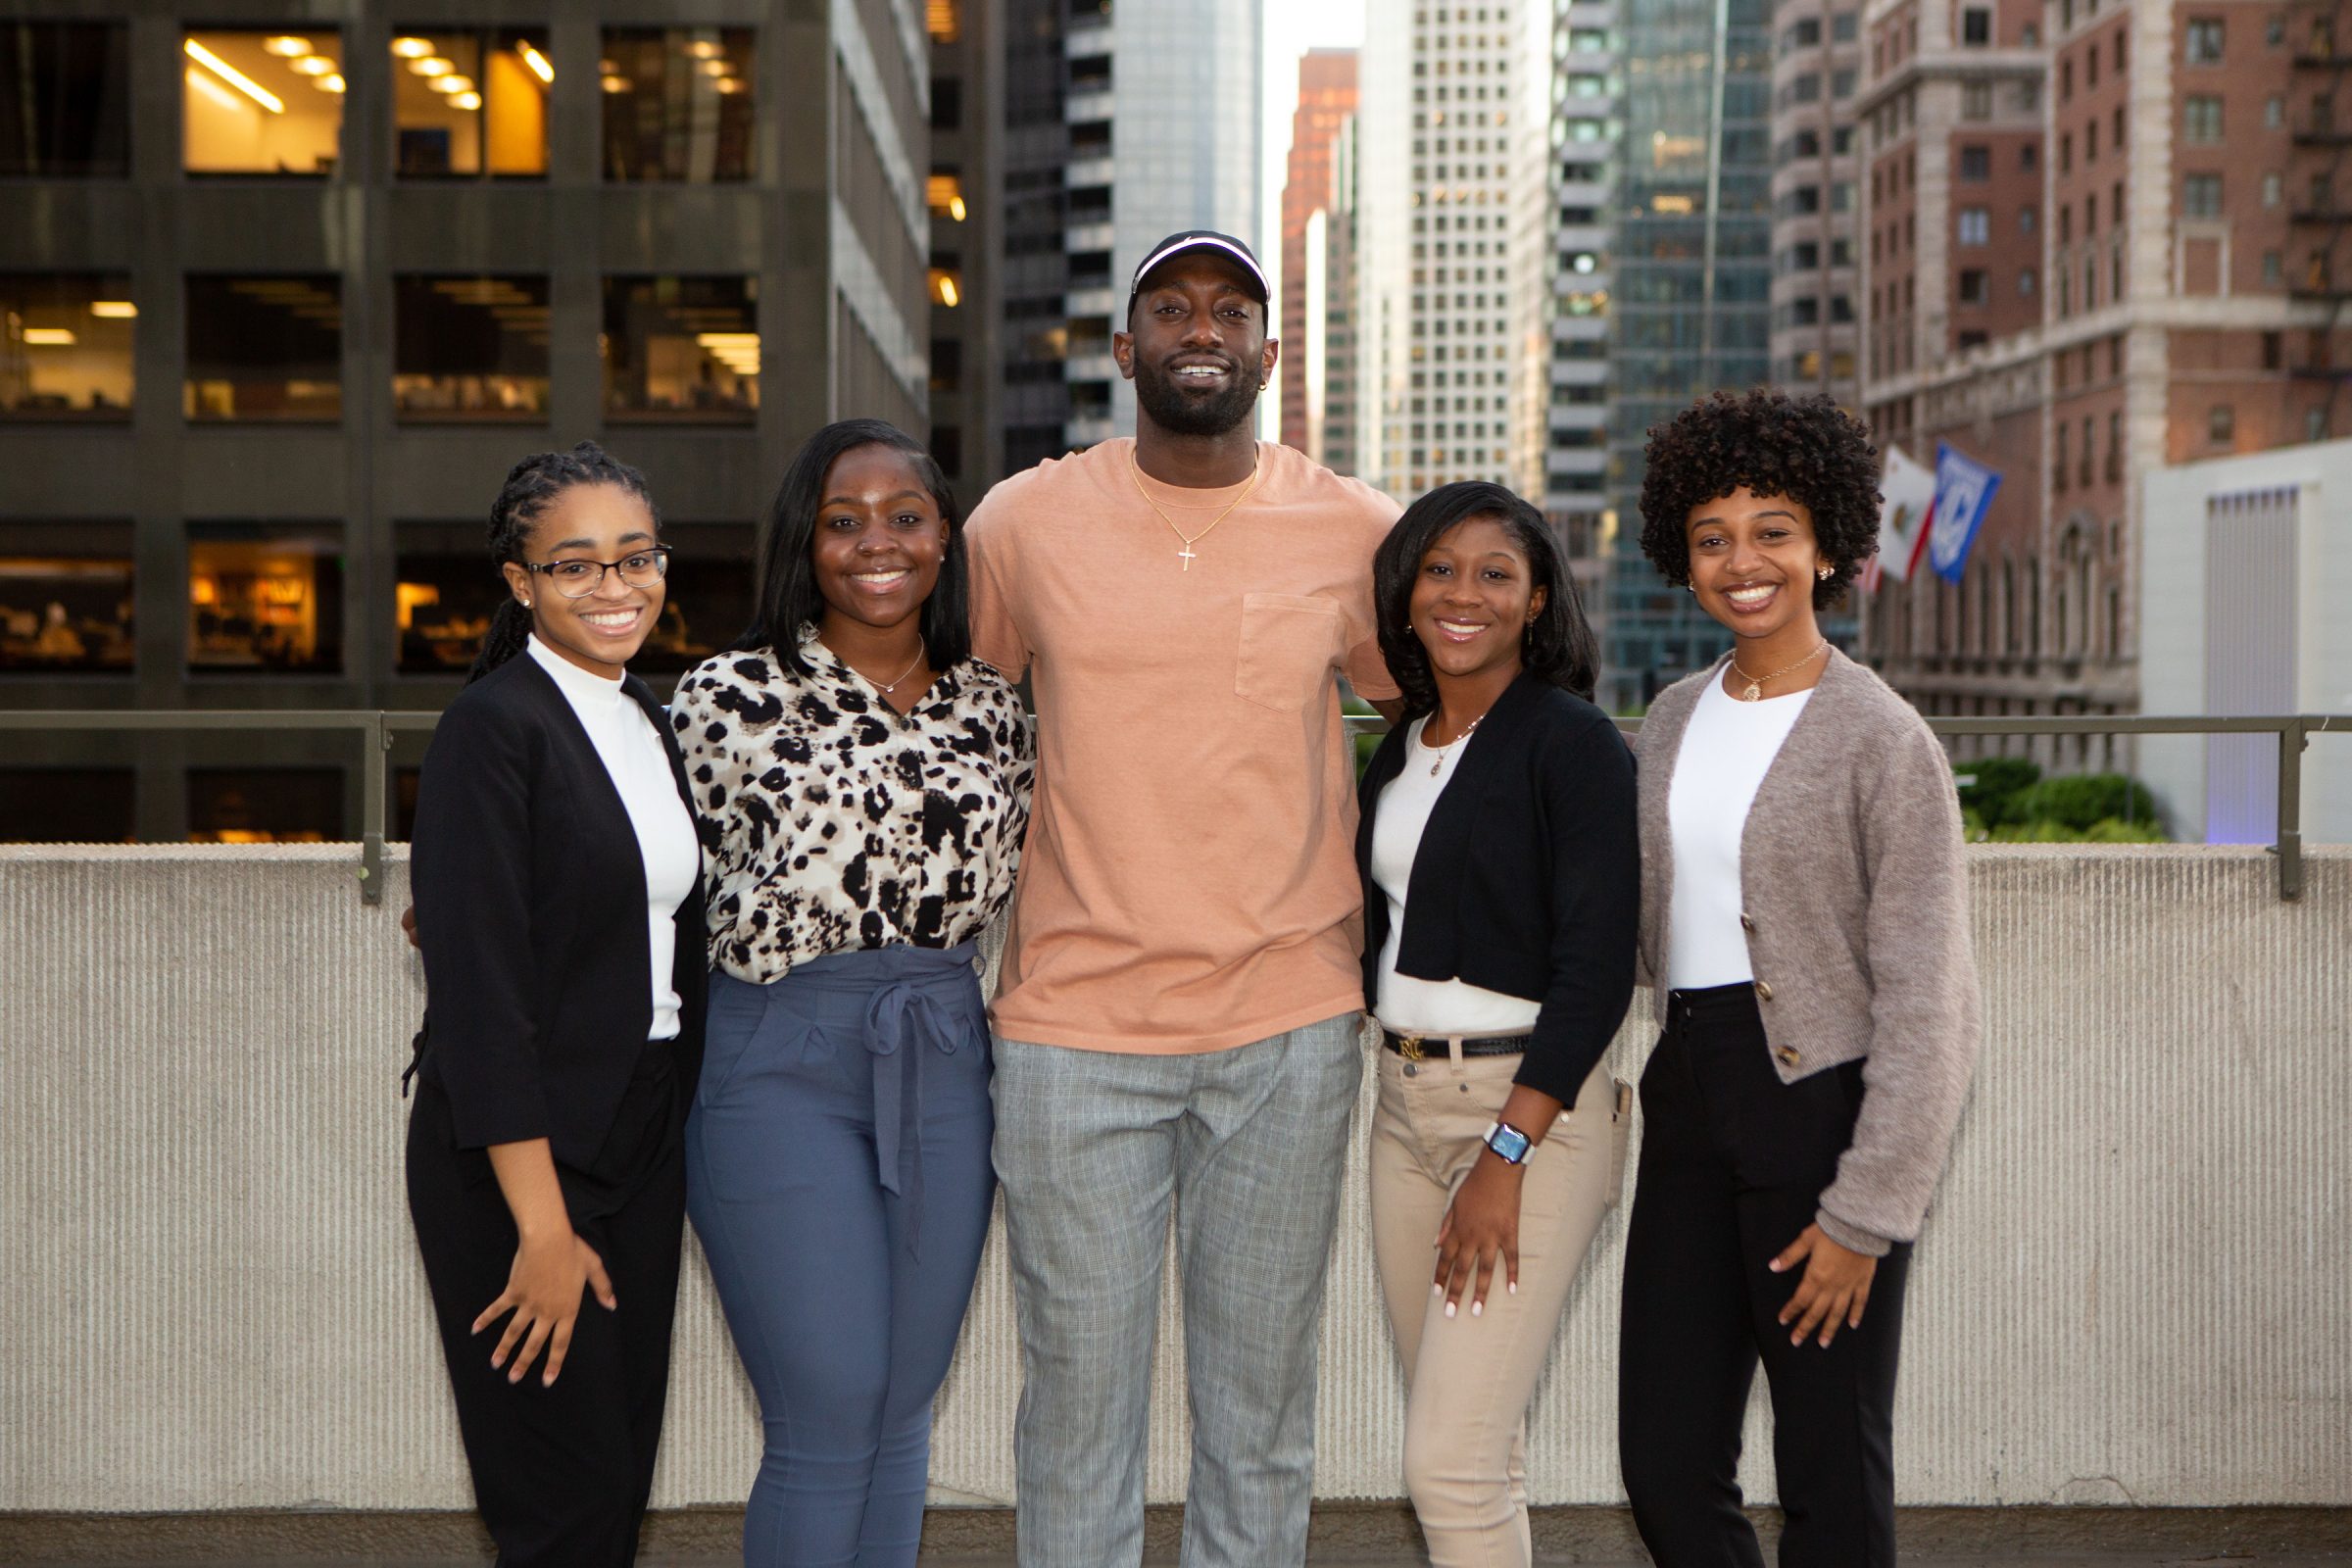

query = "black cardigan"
[
  {"left": 411, "top": 653, "right": 709, "bottom": 1171},
  {"left": 1354, "top": 672, "right": 1639, "bottom": 1106}
]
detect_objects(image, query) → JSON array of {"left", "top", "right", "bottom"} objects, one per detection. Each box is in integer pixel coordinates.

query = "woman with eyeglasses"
[
  {"left": 405, "top": 441, "right": 707, "bottom": 1567},
  {"left": 1617, "top": 389, "right": 1981, "bottom": 1566},
  {"left": 1354, "top": 481, "right": 1638, "bottom": 1568},
  {"left": 670, "top": 419, "right": 1032, "bottom": 1567}
]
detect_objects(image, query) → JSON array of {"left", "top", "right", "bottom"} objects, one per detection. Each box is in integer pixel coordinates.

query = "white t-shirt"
[
  {"left": 1369, "top": 716, "right": 1544, "bottom": 1037},
  {"left": 526, "top": 637, "right": 699, "bottom": 1041},
  {"left": 1665, "top": 670, "right": 1814, "bottom": 992}
]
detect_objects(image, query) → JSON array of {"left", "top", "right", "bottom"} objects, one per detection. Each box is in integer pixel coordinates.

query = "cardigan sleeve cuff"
[{"left": 1814, "top": 1205, "right": 1893, "bottom": 1258}]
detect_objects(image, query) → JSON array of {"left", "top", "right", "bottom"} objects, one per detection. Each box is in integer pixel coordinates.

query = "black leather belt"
[{"left": 1381, "top": 1029, "right": 1531, "bottom": 1061}]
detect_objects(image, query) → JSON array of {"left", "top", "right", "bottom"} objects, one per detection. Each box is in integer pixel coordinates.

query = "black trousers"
[
  {"left": 407, "top": 1044, "right": 687, "bottom": 1568},
  {"left": 1617, "top": 984, "right": 1913, "bottom": 1568}
]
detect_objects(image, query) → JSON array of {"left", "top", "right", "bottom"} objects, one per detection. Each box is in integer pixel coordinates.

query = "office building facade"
[
  {"left": 1280, "top": 48, "right": 1357, "bottom": 452},
  {"left": 1767, "top": 0, "right": 1864, "bottom": 406},
  {"left": 1356, "top": 0, "right": 1554, "bottom": 503},
  {"left": 1596, "top": 0, "right": 1776, "bottom": 710},
  {"left": 1057, "top": 0, "right": 1261, "bottom": 452},
  {"left": 1548, "top": 0, "right": 1616, "bottom": 599},
  {"left": 0, "top": 0, "right": 931, "bottom": 841}
]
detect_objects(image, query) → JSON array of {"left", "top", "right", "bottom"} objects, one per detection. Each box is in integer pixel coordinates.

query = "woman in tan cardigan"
[{"left": 1616, "top": 389, "right": 1981, "bottom": 1567}]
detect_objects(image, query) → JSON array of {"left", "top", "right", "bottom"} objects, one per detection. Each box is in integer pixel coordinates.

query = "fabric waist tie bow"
[{"left": 853, "top": 943, "right": 980, "bottom": 1259}]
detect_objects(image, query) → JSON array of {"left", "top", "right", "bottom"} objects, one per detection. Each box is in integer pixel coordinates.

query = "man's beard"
[{"left": 1132, "top": 354, "right": 1260, "bottom": 437}]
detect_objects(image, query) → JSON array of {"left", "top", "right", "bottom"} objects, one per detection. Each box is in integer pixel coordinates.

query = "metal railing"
[{"left": 4, "top": 710, "right": 2348, "bottom": 902}]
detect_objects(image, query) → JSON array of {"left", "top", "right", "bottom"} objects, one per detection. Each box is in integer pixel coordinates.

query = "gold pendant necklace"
[
  {"left": 1423, "top": 712, "right": 1487, "bottom": 775},
  {"left": 1728, "top": 640, "right": 1828, "bottom": 702},
  {"left": 1129, "top": 447, "right": 1265, "bottom": 571}
]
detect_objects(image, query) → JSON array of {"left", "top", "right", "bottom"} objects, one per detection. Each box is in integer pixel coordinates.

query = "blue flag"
[{"left": 1928, "top": 441, "right": 2000, "bottom": 584}]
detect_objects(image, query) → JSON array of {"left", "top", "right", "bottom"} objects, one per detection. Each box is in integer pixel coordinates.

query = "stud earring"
[
  {"left": 1816, "top": 564, "right": 1835, "bottom": 581},
  {"left": 521, "top": 598, "right": 533, "bottom": 609}
]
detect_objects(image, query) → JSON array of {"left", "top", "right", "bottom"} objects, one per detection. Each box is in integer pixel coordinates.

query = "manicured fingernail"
[
  {"left": 1471, "top": 1300, "right": 1483, "bottom": 1318},
  {"left": 1445, "top": 1300, "right": 1456, "bottom": 1318},
  {"left": 1507, "top": 1281, "right": 1518, "bottom": 1296},
  {"left": 1768, "top": 1259, "right": 1783, "bottom": 1272},
  {"left": 1433, "top": 1284, "right": 1445, "bottom": 1297}
]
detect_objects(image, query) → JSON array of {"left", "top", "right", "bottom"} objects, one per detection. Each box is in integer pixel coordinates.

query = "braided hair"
[{"left": 468, "top": 441, "right": 660, "bottom": 682}]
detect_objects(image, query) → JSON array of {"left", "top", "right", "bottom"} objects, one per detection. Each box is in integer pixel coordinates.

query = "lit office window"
[
  {"left": 181, "top": 29, "right": 344, "bottom": 175},
  {"left": 393, "top": 521, "right": 506, "bottom": 675},
  {"left": 184, "top": 275, "right": 342, "bottom": 420},
  {"left": 389, "top": 28, "right": 550, "bottom": 176},
  {"left": 0, "top": 274, "right": 134, "bottom": 418},
  {"left": 0, "top": 23, "right": 130, "bottom": 176},
  {"left": 187, "top": 767, "right": 344, "bottom": 842},
  {"left": 0, "top": 521, "right": 134, "bottom": 672},
  {"left": 393, "top": 275, "right": 549, "bottom": 420},
  {"left": 602, "top": 275, "right": 758, "bottom": 421},
  {"left": 0, "top": 769, "right": 136, "bottom": 842},
  {"left": 187, "top": 522, "right": 344, "bottom": 674},
  {"left": 600, "top": 27, "right": 755, "bottom": 182}
]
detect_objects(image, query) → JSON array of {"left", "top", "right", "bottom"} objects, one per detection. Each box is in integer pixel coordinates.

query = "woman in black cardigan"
[
  {"left": 406, "top": 442, "right": 708, "bottom": 1568},
  {"left": 1355, "top": 481, "right": 1639, "bottom": 1567}
]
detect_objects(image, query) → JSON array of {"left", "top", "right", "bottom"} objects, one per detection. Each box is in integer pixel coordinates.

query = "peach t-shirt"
[{"left": 965, "top": 438, "right": 1401, "bottom": 1054}]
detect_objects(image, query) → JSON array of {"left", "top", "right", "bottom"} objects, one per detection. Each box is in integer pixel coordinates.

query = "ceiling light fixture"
[
  {"left": 410, "top": 56, "right": 454, "bottom": 76},
  {"left": 601, "top": 74, "right": 631, "bottom": 93},
  {"left": 290, "top": 55, "right": 336, "bottom": 75},
  {"left": 391, "top": 36, "right": 434, "bottom": 58},
  {"left": 184, "top": 39, "right": 286, "bottom": 113},
  {"left": 89, "top": 301, "right": 137, "bottom": 318},
  {"left": 517, "top": 40, "right": 554, "bottom": 83},
  {"left": 318, "top": 73, "right": 346, "bottom": 93},
  {"left": 264, "top": 35, "right": 312, "bottom": 56},
  {"left": 452, "top": 90, "right": 481, "bottom": 110},
  {"left": 22, "top": 327, "right": 77, "bottom": 346}
]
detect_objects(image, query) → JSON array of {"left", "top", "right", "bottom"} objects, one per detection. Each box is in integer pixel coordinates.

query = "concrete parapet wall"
[{"left": 2, "top": 844, "right": 2347, "bottom": 1512}]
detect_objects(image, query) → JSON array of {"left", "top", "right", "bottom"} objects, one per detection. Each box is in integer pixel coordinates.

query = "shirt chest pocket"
[{"left": 1235, "top": 593, "right": 1344, "bottom": 712}]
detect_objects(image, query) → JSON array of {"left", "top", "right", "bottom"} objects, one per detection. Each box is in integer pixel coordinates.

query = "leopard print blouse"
[{"left": 670, "top": 637, "right": 1033, "bottom": 983}]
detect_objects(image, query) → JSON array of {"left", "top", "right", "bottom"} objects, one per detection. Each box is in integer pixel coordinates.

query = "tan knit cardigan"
[{"left": 1635, "top": 647, "right": 1982, "bottom": 1254}]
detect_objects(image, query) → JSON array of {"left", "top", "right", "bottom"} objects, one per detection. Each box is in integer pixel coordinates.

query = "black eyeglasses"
[{"left": 524, "top": 546, "right": 672, "bottom": 599}]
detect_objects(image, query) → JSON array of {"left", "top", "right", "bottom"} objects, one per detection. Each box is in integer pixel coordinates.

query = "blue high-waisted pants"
[{"left": 686, "top": 943, "right": 997, "bottom": 1568}]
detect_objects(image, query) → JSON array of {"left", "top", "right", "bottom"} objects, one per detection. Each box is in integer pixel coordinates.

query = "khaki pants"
[{"left": 1368, "top": 1047, "right": 1617, "bottom": 1568}]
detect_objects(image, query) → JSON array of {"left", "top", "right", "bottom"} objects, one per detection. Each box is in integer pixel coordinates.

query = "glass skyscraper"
[{"left": 1600, "top": 0, "right": 1774, "bottom": 711}]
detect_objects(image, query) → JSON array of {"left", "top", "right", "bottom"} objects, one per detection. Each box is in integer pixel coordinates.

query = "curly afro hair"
[{"left": 1637, "top": 387, "right": 1882, "bottom": 610}]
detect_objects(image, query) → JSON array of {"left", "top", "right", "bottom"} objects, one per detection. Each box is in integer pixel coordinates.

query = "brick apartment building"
[
  {"left": 1850, "top": 0, "right": 2352, "bottom": 763},
  {"left": 1280, "top": 49, "right": 1357, "bottom": 453}
]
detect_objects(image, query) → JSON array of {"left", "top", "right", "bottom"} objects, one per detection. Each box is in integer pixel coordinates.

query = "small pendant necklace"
[
  {"left": 1422, "top": 712, "right": 1486, "bottom": 776},
  {"left": 872, "top": 649, "right": 924, "bottom": 693},
  {"left": 1728, "top": 640, "right": 1827, "bottom": 702}
]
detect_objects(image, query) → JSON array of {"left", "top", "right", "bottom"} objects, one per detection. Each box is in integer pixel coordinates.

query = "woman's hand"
[
  {"left": 1433, "top": 1153, "right": 1524, "bottom": 1320},
  {"left": 1770, "top": 1223, "right": 1877, "bottom": 1348},
  {"left": 473, "top": 1228, "right": 616, "bottom": 1387},
  {"left": 474, "top": 1137, "right": 612, "bottom": 1387}
]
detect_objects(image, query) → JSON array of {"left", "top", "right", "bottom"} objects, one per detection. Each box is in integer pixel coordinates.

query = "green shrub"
[
  {"left": 2009, "top": 773, "right": 2159, "bottom": 833},
  {"left": 2082, "top": 815, "right": 2169, "bottom": 843},
  {"left": 1988, "top": 818, "right": 2086, "bottom": 843},
  {"left": 1955, "top": 756, "right": 2042, "bottom": 827}
]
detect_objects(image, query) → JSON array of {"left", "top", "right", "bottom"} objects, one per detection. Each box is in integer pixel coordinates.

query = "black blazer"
[
  {"left": 1354, "top": 672, "right": 1639, "bottom": 1106},
  {"left": 411, "top": 653, "right": 709, "bottom": 1172}
]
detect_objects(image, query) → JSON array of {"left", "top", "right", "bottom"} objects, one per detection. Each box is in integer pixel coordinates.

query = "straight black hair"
[
  {"left": 467, "top": 441, "right": 659, "bottom": 683},
  {"left": 734, "top": 419, "right": 971, "bottom": 676},
  {"left": 1372, "top": 480, "right": 1599, "bottom": 715}
]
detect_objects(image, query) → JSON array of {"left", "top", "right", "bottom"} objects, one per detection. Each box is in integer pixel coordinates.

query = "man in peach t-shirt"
[{"left": 965, "top": 231, "right": 1402, "bottom": 1568}]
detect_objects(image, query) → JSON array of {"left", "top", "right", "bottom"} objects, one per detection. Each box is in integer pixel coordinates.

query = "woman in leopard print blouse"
[{"left": 669, "top": 419, "right": 1031, "bottom": 1568}]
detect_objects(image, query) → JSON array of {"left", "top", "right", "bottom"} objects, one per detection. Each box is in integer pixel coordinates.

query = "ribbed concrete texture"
[{"left": 2, "top": 843, "right": 2347, "bottom": 1514}]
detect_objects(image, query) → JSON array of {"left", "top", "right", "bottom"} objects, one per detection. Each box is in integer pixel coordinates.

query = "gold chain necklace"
[
  {"left": 1728, "top": 640, "right": 1828, "bottom": 702},
  {"left": 1128, "top": 448, "right": 1265, "bottom": 571},
  {"left": 1421, "top": 711, "right": 1488, "bottom": 775}
]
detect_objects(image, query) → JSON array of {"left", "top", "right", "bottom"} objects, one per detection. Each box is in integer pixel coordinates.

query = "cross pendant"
[{"left": 1177, "top": 544, "right": 1198, "bottom": 570}]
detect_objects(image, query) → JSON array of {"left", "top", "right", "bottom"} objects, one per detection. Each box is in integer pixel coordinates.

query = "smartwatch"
[{"left": 1482, "top": 1120, "right": 1533, "bottom": 1166}]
